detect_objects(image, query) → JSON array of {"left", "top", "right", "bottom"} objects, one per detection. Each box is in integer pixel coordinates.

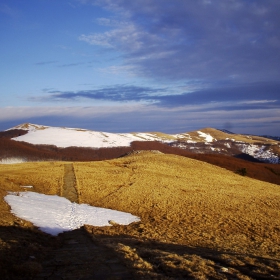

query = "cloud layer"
[
  {"left": 31, "top": 82, "right": 280, "bottom": 111},
  {"left": 1, "top": 0, "right": 279, "bottom": 135},
  {"left": 1, "top": 102, "right": 279, "bottom": 135},
  {"left": 80, "top": 0, "right": 280, "bottom": 82}
]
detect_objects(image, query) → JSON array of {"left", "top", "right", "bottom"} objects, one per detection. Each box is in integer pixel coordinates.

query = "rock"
[{"left": 108, "top": 220, "right": 119, "bottom": 226}]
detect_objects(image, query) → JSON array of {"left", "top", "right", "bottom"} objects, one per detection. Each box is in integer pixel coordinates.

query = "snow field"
[{"left": 4, "top": 192, "right": 140, "bottom": 236}]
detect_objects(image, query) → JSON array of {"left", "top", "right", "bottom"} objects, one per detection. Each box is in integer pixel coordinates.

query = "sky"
[{"left": 0, "top": 0, "right": 280, "bottom": 135}]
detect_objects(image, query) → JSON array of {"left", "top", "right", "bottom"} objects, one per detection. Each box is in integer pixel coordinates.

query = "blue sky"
[{"left": 1, "top": 0, "right": 280, "bottom": 135}]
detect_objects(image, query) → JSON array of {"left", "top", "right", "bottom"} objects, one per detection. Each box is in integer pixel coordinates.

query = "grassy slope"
[
  {"left": 75, "top": 152, "right": 280, "bottom": 256},
  {"left": 1, "top": 131, "right": 280, "bottom": 186},
  {"left": 1, "top": 152, "right": 280, "bottom": 279}
]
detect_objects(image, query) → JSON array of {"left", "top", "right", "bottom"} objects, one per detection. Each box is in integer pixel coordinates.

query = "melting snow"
[
  {"left": 187, "top": 140, "right": 197, "bottom": 143},
  {"left": 197, "top": 131, "right": 215, "bottom": 142},
  {"left": 4, "top": 192, "right": 140, "bottom": 236},
  {"left": 0, "top": 158, "right": 27, "bottom": 164},
  {"left": 224, "top": 143, "right": 231, "bottom": 148},
  {"left": 237, "top": 144, "right": 279, "bottom": 164},
  {"left": 226, "top": 138, "right": 236, "bottom": 142}
]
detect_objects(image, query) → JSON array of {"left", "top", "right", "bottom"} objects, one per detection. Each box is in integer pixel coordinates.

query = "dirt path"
[
  {"left": 35, "top": 164, "right": 135, "bottom": 280},
  {"left": 62, "top": 163, "right": 79, "bottom": 203}
]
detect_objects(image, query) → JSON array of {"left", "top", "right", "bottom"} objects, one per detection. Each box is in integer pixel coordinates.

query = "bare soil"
[
  {"left": 62, "top": 163, "right": 79, "bottom": 203},
  {"left": 0, "top": 152, "right": 280, "bottom": 279}
]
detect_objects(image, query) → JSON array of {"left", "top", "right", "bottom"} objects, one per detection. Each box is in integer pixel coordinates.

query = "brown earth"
[
  {"left": 0, "top": 152, "right": 280, "bottom": 279},
  {"left": 62, "top": 163, "right": 79, "bottom": 203}
]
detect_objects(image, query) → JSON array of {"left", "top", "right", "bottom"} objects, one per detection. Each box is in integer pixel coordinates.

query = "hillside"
[
  {"left": 3, "top": 123, "right": 280, "bottom": 164},
  {"left": 1, "top": 136, "right": 280, "bottom": 187},
  {"left": 0, "top": 153, "right": 280, "bottom": 279}
]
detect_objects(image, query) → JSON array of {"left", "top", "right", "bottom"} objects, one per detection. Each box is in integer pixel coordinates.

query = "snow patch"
[
  {"left": 11, "top": 125, "right": 176, "bottom": 148},
  {"left": 197, "top": 131, "right": 215, "bottom": 143},
  {"left": 187, "top": 140, "right": 197, "bottom": 144},
  {"left": 10, "top": 123, "right": 208, "bottom": 148},
  {"left": 237, "top": 144, "right": 279, "bottom": 163},
  {"left": 0, "top": 158, "right": 27, "bottom": 164},
  {"left": 224, "top": 142, "right": 231, "bottom": 148},
  {"left": 4, "top": 192, "right": 140, "bottom": 236}
]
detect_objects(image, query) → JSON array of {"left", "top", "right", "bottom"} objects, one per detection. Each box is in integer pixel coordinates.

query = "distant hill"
[
  {"left": 3, "top": 123, "right": 279, "bottom": 164},
  {"left": 1, "top": 123, "right": 280, "bottom": 186},
  {"left": 261, "top": 135, "right": 280, "bottom": 141}
]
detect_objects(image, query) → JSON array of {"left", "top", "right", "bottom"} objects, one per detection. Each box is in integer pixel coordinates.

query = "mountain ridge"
[{"left": 2, "top": 122, "right": 280, "bottom": 164}]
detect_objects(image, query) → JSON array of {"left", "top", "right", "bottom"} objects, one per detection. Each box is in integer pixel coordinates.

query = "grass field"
[{"left": 0, "top": 152, "right": 280, "bottom": 279}]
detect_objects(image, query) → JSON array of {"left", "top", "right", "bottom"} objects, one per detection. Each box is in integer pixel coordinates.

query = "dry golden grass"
[
  {"left": 1, "top": 152, "right": 280, "bottom": 279},
  {"left": 0, "top": 161, "right": 64, "bottom": 227},
  {"left": 75, "top": 152, "right": 280, "bottom": 257},
  {"left": 186, "top": 127, "right": 278, "bottom": 145}
]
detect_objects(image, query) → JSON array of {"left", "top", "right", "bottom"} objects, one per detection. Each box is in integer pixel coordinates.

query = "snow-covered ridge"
[
  {"left": 6, "top": 123, "right": 280, "bottom": 164},
  {"left": 8, "top": 123, "right": 194, "bottom": 148}
]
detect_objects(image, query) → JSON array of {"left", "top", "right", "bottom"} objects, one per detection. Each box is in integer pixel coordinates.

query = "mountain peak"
[{"left": 8, "top": 123, "right": 49, "bottom": 131}]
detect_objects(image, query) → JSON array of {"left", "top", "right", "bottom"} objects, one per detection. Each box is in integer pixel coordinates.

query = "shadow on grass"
[
  {"left": 85, "top": 226, "right": 280, "bottom": 280},
  {"left": 1, "top": 225, "right": 279, "bottom": 280},
  {"left": 0, "top": 225, "right": 60, "bottom": 280}
]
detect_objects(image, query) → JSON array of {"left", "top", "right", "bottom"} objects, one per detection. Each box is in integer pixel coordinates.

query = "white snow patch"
[
  {"left": 0, "top": 158, "right": 27, "bottom": 164},
  {"left": 9, "top": 123, "right": 206, "bottom": 148},
  {"left": 237, "top": 144, "right": 279, "bottom": 164},
  {"left": 197, "top": 131, "right": 215, "bottom": 143},
  {"left": 224, "top": 142, "right": 231, "bottom": 148},
  {"left": 4, "top": 192, "right": 140, "bottom": 236},
  {"left": 226, "top": 138, "right": 236, "bottom": 142},
  {"left": 210, "top": 147, "right": 220, "bottom": 151},
  {"left": 172, "top": 133, "right": 192, "bottom": 140},
  {"left": 11, "top": 125, "right": 175, "bottom": 148},
  {"left": 173, "top": 143, "right": 187, "bottom": 149},
  {"left": 20, "top": 186, "right": 33, "bottom": 188},
  {"left": 187, "top": 140, "right": 197, "bottom": 144}
]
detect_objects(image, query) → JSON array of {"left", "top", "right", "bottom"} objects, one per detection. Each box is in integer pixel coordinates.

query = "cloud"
[
  {"left": 31, "top": 85, "right": 167, "bottom": 103},
  {"left": 156, "top": 82, "right": 280, "bottom": 109},
  {"left": 0, "top": 104, "right": 279, "bottom": 135},
  {"left": 58, "top": 62, "right": 84, "bottom": 67},
  {"left": 80, "top": 22, "right": 161, "bottom": 52},
  {"left": 35, "top": 61, "right": 84, "bottom": 68},
  {"left": 30, "top": 82, "right": 280, "bottom": 112},
  {"left": 35, "top": 61, "right": 58, "bottom": 66},
  {"left": 10, "top": 80, "right": 277, "bottom": 135},
  {"left": 79, "top": 0, "right": 280, "bottom": 82}
]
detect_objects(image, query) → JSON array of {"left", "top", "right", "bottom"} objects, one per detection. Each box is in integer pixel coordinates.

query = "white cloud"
[
  {"left": 79, "top": 23, "right": 161, "bottom": 53},
  {"left": 78, "top": 0, "right": 280, "bottom": 82},
  {"left": 243, "top": 100, "right": 277, "bottom": 104},
  {"left": 1, "top": 104, "right": 279, "bottom": 135}
]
